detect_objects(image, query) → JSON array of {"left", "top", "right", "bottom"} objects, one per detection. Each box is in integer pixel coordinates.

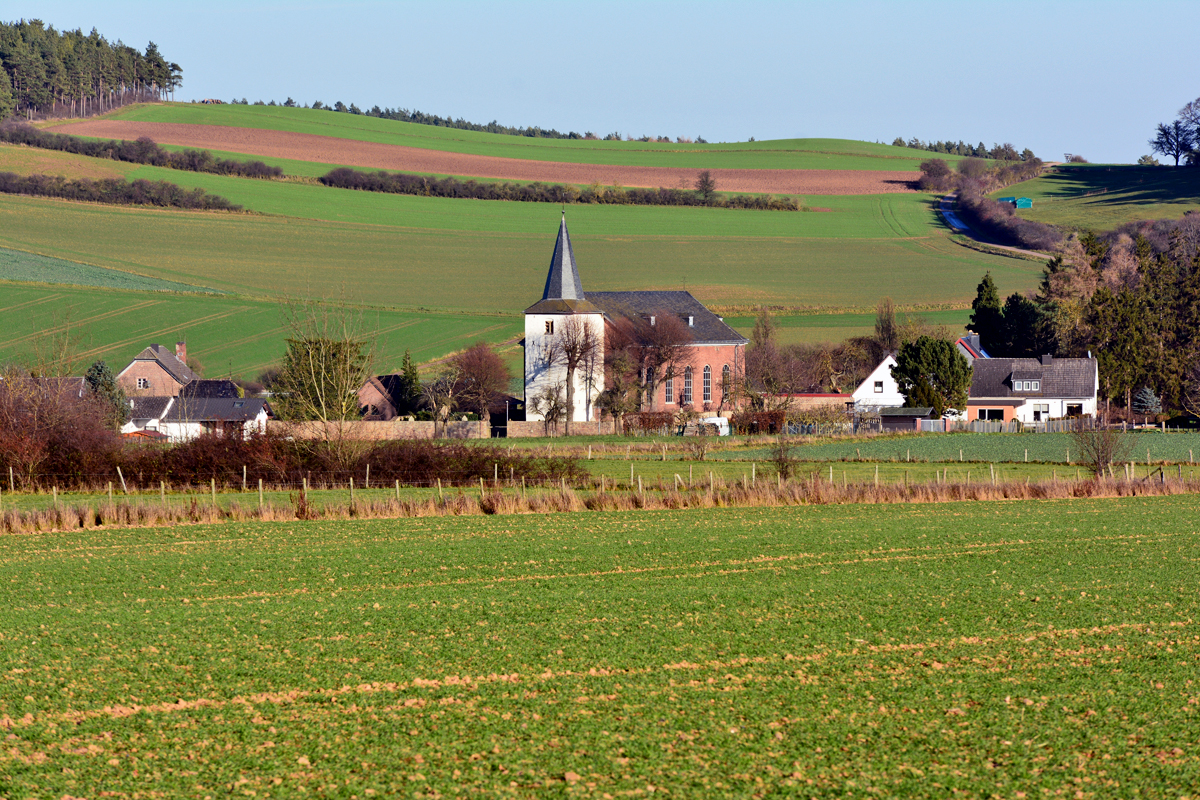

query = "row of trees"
[
  {"left": 320, "top": 167, "right": 800, "bottom": 211},
  {"left": 0, "top": 123, "right": 282, "bottom": 178},
  {"left": 892, "top": 137, "right": 1036, "bottom": 162},
  {"left": 0, "top": 172, "right": 241, "bottom": 210},
  {"left": 918, "top": 157, "right": 1060, "bottom": 250},
  {"left": 0, "top": 20, "right": 179, "bottom": 120},
  {"left": 1149, "top": 94, "right": 1200, "bottom": 166}
]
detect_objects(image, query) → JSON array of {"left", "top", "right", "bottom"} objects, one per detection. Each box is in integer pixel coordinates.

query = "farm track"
[{"left": 50, "top": 120, "right": 922, "bottom": 196}]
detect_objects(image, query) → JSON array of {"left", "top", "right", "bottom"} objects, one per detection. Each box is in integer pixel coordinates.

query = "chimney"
[
  {"left": 176, "top": 341, "right": 187, "bottom": 364},
  {"left": 1041, "top": 354, "right": 1053, "bottom": 366}
]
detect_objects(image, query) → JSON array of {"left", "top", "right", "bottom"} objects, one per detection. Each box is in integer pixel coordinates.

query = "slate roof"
[
  {"left": 125, "top": 344, "right": 197, "bottom": 385},
  {"left": 163, "top": 397, "right": 269, "bottom": 423},
  {"left": 878, "top": 406, "right": 934, "bottom": 417},
  {"left": 179, "top": 379, "right": 241, "bottom": 398},
  {"left": 970, "top": 357, "right": 1097, "bottom": 399},
  {"left": 128, "top": 396, "right": 173, "bottom": 420},
  {"left": 526, "top": 215, "right": 600, "bottom": 314},
  {"left": 586, "top": 291, "right": 747, "bottom": 345}
]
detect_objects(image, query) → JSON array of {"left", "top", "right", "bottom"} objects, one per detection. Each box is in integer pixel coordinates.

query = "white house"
[
  {"left": 967, "top": 355, "right": 1098, "bottom": 424},
  {"left": 851, "top": 355, "right": 905, "bottom": 410},
  {"left": 122, "top": 395, "right": 270, "bottom": 442}
]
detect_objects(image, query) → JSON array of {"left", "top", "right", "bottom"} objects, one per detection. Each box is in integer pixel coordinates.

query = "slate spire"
[{"left": 541, "top": 213, "right": 584, "bottom": 301}]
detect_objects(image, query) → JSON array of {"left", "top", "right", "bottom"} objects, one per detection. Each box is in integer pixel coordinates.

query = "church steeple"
[{"left": 541, "top": 213, "right": 584, "bottom": 301}]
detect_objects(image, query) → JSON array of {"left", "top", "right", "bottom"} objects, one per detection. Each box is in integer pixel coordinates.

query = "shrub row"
[
  {"left": 0, "top": 172, "right": 241, "bottom": 210},
  {"left": 955, "top": 191, "right": 1062, "bottom": 251},
  {"left": 0, "top": 122, "right": 282, "bottom": 178},
  {"left": 319, "top": 167, "right": 803, "bottom": 211}
]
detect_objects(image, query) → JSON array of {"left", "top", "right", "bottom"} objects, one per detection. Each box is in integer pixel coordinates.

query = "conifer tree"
[
  {"left": 84, "top": 359, "right": 129, "bottom": 429},
  {"left": 969, "top": 272, "right": 1004, "bottom": 354}
]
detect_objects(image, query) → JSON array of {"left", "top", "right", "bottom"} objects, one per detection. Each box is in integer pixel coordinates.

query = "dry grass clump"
[{"left": 1, "top": 475, "right": 1194, "bottom": 535}]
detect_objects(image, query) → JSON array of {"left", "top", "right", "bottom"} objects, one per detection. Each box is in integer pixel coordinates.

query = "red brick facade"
[{"left": 644, "top": 342, "right": 745, "bottom": 413}]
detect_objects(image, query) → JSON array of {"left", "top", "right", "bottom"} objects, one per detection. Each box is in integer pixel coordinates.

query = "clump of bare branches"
[{"left": 1071, "top": 419, "right": 1134, "bottom": 476}]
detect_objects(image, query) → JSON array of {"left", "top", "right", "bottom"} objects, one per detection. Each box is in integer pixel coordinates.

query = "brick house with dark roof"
[
  {"left": 523, "top": 215, "right": 748, "bottom": 422},
  {"left": 116, "top": 342, "right": 197, "bottom": 397},
  {"left": 967, "top": 355, "right": 1098, "bottom": 423}
]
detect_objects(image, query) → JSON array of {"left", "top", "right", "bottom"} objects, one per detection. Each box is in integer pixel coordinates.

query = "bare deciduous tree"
[
  {"left": 542, "top": 316, "right": 602, "bottom": 435},
  {"left": 421, "top": 364, "right": 462, "bottom": 439},
  {"left": 531, "top": 383, "right": 566, "bottom": 436},
  {"left": 621, "top": 311, "right": 694, "bottom": 410},
  {"left": 453, "top": 342, "right": 511, "bottom": 437},
  {"left": 273, "top": 295, "right": 377, "bottom": 465},
  {"left": 1071, "top": 419, "right": 1134, "bottom": 477}
]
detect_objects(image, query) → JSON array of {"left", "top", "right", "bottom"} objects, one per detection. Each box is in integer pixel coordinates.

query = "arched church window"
[{"left": 703, "top": 365, "right": 711, "bottom": 403}]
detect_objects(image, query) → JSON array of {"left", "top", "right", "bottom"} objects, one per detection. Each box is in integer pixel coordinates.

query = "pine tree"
[
  {"left": 84, "top": 359, "right": 129, "bottom": 429},
  {"left": 400, "top": 349, "right": 422, "bottom": 414},
  {"left": 1132, "top": 387, "right": 1162, "bottom": 421},
  {"left": 969, "top": 272, "right": 1004, "bottom": 354}
]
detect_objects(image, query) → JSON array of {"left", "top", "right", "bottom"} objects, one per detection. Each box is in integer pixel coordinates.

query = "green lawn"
[
  {"left": 3, "top": 497, "right": 1198, "bottom": 796},
  {"left": 991, "top": 164, "right": 1200, "bottom": 230},
  {"left": 102, "top": 102, "right": 953, "bottom": 171}
]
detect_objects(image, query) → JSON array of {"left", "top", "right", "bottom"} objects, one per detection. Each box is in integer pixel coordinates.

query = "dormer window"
[
  {"left": 688, "top": 316, "right": 694, "bottom": 327},
  {"left": 137, "top": 378, "right": 149, "bottom": 390},
  {"left": 649, "top": 316, "right": 656, "bottom": 326}
]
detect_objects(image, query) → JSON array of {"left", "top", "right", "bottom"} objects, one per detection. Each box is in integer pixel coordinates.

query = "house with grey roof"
[
  {"left": 116, "top": 342, "right": 198, "bottom": 397},
  {"left": 120, "top": 394, "right": 270, "bottom": 442},
  {"left": 967, "top": 355, "right": 1097, "bottom": 424},
  {"left": 523, "top": 215, "right": 748, "bottom": 423}
]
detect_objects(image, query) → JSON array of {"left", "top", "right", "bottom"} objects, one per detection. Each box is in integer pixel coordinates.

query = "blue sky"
[{"left": 21, "top": 0, "right": 1200, "bottom": 163}]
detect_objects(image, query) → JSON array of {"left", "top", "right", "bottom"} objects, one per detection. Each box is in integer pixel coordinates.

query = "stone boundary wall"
[{"left": 267, "top": 420, "right": 487, "bottom": 440}]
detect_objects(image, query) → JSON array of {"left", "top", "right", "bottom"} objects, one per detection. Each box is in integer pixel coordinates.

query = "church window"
[
  {"left": 545, "top": 320, "right": 554, "bottom": 334},
  {"left": 665, "top": 377, "right": 674, "bottom": 404},
  {"left": 683, "top": 367, "right": 693, "bottom": 405},
  {"left": 703, "top": 365, "right": 711, "bottom": 402},
  {"left": 722, "top": 365, "right": 730, "bottom": 397}
]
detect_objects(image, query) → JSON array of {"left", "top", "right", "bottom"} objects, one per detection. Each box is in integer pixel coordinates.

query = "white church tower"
[{"left": 524, "top": 215, "right": 606, "bottom": 424}]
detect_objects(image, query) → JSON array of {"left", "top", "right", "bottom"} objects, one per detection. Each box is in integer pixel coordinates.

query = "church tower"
[{"left": 523, "top": 215, "right": 606, "bottom": 425}]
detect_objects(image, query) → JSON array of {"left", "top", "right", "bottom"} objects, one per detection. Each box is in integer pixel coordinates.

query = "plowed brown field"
[{"left": 51, "top": 120, "right": 919, "bottom": 195}]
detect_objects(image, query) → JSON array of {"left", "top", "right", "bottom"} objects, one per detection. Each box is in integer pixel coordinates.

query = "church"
[{"left": 523, "top": 215, "right": 748, "bottom": 424}]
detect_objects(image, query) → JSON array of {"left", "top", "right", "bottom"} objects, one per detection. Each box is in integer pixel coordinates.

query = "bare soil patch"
[{"left": 50, "top": 120, "right": 919, "bottom": 196}]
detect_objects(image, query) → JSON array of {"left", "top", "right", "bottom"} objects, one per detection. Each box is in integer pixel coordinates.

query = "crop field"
[
  {"left": 723, "top": 308, "right": 972, "bottom": 346},
  {"left": 0, "top": 142, "right": 135, "bottom": 180},
  {"left": 0, "top": 247, "right": 213, "bottom": 294},
  {"left": 0, "top": 283, "right": 522, "bottom": 379},
  {"left": 992, "top": 164, "right": 1200, "bottom": 230},
  {"left": 725, "top": 431, "right": 1200, "bottom": 466},
  {"left": 76, "top": 103, "right": 956, "bottom": 171},
  {"left": 2, "top": 497, "right": 1198, "bottom": 796},
  {"left": 0, "top": 191, "right": 1041, "bottom": 317}
]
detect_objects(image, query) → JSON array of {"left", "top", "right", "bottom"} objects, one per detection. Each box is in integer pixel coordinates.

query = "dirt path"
[
  {"left": 50, "top": 120, "right": 920, "bottom": 196},
  {"left": 938, "top": 194, "right": 1048, "bottom": 259}
]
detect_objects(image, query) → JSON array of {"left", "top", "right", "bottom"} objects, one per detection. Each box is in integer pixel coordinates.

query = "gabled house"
[
  {"left": 851, "top": 354, "right": 905, "bottom": 411},
  {"left": 358, "top": 374, "right": 416, "bottom": 421},
  {"left": 955, "top": 334, "right": 989, "bottom": 365},
  {"left": 967, "top": 355, "right": 1097, "bottom": 423},
  {"left": 523, "top": 215, "right": 748, "bottom": 422},
  {"left": 116, "top": 342, "right": 197, "bottom": 396},
  {"left": 120, "top": 395, "right": 271, "bottom": 442}
]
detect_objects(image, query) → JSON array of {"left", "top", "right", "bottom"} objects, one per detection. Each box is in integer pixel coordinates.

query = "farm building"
[
  {"left": 120, "top": 394, "right": 270, "bottom": 442},
  {"left": 967, "top": 355, "right": 1097, "bottom": 424},
  {"left": 879, "top": 406, "right": 936, "bottom": 432},
  {"left": 523, "top": 215, "right": 748, "bottom": 423}
]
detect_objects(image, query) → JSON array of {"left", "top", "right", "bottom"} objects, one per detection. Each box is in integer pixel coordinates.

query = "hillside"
[
  {"left": 989, "top": 164, "right": 1200, "bottom": 230},
  {"left": 0, "top": 107, "right": 1044, "bottom": 378}
]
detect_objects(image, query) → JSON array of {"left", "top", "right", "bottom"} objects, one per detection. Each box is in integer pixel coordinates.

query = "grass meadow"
[
  {"left": 991, "top": 164, "right": 1200, "bottom": 230},
  {"left": 103, "top": 102, "right": 952, "bottom": 171},
  {"left": 2, "top": 497, "right": 1198, "bottom": 796}
]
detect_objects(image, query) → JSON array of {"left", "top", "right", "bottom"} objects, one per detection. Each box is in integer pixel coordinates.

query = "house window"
[
  {"left": 1031, "top": 381, "right": 1040, "bottom": 391},
  {"left": 874, "top": 381, "right": 884, "bottom": 393},
  {"left": 1032, "top": 403, "right": 1050, "bottom": 422},
  {"left": 683, "top": 367, "right": 693, "bottom": 405},
  {"left": 1067, "top": 403, "right": 1083, "bottom": 417},
  {"left": 137, "top": 378, "right": 149, "bottom": 390},
  {"left": 703, "top": 365, "right": 712, "bottom": 403},
  {"left": 664, "top": 377, "right": 674, "bottom": 404},
  {"left": 545, "top": 320, "right": 554, "bottom": 335},
  {"left": 980, "top": 409, "right": 1005, "bottom": 421}
]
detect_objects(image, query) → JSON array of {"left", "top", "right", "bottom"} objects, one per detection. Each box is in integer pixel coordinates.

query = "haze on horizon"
[{"left": 18, "top": 0, "right": 1200, "bottom": 164}]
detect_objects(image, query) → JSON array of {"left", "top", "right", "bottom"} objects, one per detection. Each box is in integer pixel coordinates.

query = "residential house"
[
  {"left": 967, "top": 355, "right": 1098, "bottom": 424},
  {"left": 359, "top": 374, "right": 415, "bottom": 421},
  {"left": 955, "top": 334, "right": 989, "bottom": 365},
  {"left": 159, "top": 396, "right": 271, "bottom": 442},
  {"left": 524, "top": 215, "right": 748, "bottom": 422},
  {"left": 851, "top": 355, "right": 905, "bottom": 411},
  {"left": 116, "top": 342, "right": 197, "bottom": 396}
]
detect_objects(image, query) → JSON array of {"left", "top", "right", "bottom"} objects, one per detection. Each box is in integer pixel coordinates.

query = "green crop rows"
[
  {"left": 0, "top": 247, "right": 215, "bottom": 294},
  {"left": 2, "top": 497, "right": 1198, "bottom": 796},
  {"left": 726, "top": 431, "right": 1200, "bottom": 465}
]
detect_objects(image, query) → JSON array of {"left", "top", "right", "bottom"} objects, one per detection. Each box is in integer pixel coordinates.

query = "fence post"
[
  {"left": 259, "top": 478, "right": 264, "bottom": 511},
  {"left": 211, "top": 477, "right": 216, "bottom": 507},
  {"left": 160, "top": 480, "right": 165, "bottom": 503},
  {"left": 752, "top": 463, "right": 756, "bottom": 485},
  {"left": 350, "top": 477, "right": 355, "bottom": 504},
  {"left": 395, "top": 479, "right": 400, "bottom": 501},
  {"left": 108, "top": 481, "right": 113, "bottom": 504},
  {"left": 242, "top": 465, "right": 247, "bottom": 492},
  {"left": 438, "top": 477, "right": 443, "bottom": 502},
  {"left": 365, "top": 463, "right": 370, "bottom": 489},
  {"left": 7, "top": 465, "right": 12, "bottom": 492},
  {"left": 116, "top": 466, "right": 127, "bottom": 494}
]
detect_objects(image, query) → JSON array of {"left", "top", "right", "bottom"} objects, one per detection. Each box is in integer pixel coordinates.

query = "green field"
[
  {"left": 101, "top": 102, "right": 953, "bottom": 171},
  {"left": 0, "top": 282, "right": 522, "bottom": 379},
  {"left": 992, "top": 164, "right": 1200, "bottom": 230},
  {"left": 724, "top": 308, "right": 973, "bottom": 345},
  {"left": 0, "top": 247, "right": 215, "bottom": 294},
  {"left": 3, "top": 497, "right": 1198, "bottom": 796},
  {"left": 726, "top": 431, "right": 1200, "bottom": 466}
]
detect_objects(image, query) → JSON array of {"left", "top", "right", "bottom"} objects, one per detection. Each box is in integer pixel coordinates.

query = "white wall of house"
[
  {"left": 852, "top": 355, "right": 905, "bottom": 409},
  {"left": 1011, "top": 396, "right": 1098, "bottom": 424},
  {"left": 524, "top": 312, "right": 605, "bottom": 422}
]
